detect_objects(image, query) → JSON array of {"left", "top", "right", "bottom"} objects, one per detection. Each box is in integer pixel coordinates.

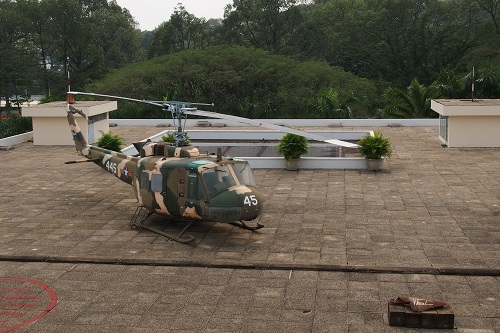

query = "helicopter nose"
[{"left": 208, "top": 186, "right": 266, "bottom": 223}]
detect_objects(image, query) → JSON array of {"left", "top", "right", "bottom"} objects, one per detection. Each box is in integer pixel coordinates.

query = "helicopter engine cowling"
[
  {"left": 140, "top": 142, "right": 200, "bottom": 158},
  {"left": 207, "top": 185, "right": 265, "bottom": 223}
]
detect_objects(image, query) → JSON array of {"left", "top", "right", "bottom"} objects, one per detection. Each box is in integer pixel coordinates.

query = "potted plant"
[
  {"left": 161, "top": 132, "right": 190, "bottom": 145},
  {"left": 96, "top": 131, "right": 126, "bottom": 152},
  {"left": 357, "top": 131, "right": 392, "bottom": 171},
  {"left": 277, "top": 133, "right": 309, "bottom": 170}
]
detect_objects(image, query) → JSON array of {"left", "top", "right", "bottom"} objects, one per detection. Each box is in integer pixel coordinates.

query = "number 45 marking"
[{"left": 244, "top": 195, "right": 258, "bottom": 206}]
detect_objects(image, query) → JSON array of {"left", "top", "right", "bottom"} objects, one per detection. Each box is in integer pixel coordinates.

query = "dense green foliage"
[
  {"left": 4, "top": 0, "right": 500, "bottom": 120},
  {"left": 357, "top": 131, "right": 392, "bottom": 159},
  {"left": 95, "top": 131, "right": 126, "bottom": 152},
  {"left": 88, "top": 46, "right": 378, "bottom": 118},
  {"left": 0, "top": 0, "right": 141, "bottom": 102},
  {"left": 277, "top": 133, "right": 309, "bottom": 159},
  {"left": 380, "top": 79, "right": 435, "bottom": 118},
  {"left": 0, "top": 115, "right": 33, "bottom": 139}
]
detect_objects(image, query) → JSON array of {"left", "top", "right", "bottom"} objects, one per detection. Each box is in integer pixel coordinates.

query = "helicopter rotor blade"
[
  {"left": 69, "top": 91, "right": 357, "bottom": 147},
  {"left": 70, "top": 91, "right": 165, "bottom": 108},
  {"left": 183, "top": 110, "right": 359, "bottom": 148}
]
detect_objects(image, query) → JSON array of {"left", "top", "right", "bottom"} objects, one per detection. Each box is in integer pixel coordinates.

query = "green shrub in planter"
[
  {"left": 161, "top": 132, "right": 190, "bottom": 144},
  {"left": 96, "top": 131, "right": 125, "bottom": 152},
  {"left": 277, "top": 133, "right": 309, "bottom": 160},
  {"left": 357, "top": 131, "right": 392, "bottom": 159}
]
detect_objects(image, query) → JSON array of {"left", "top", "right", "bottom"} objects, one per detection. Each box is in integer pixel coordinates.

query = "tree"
[
  {"left": 87, "top": 46, "right": 379, "bottom": 118},
  {"left": 302, "top": 0, "right": 475, "bottom": 86},
  {"left": 432, "top": 69, "right": 469, "bottom": 99},
  {"left": 222, "top": 0, "right": 304, "bottom": 53},
  {"left": 90, "top": 1, "right": 141, "bottom": 69},
  {"left": 148, "top": 5, "right": 217, "bottom": 58},
  {"left": 305, "top": 0, "right": 374, "bottom": 75},
  {"left": 16, "top": 0, "right": 56, "bottom": 94},
  {"left": 0, "top": 0, "right": 38, "bottom": 105},
  {"left": 475, "top": 0, "right": 500, "bottom": 35},
  {"left": 311, "top": 88, "right": 357, "bottom": 119},
  {"left": 366, "top": 0, "right": 474, "bottom": 86},
  {"left": 381, "top": 79, "right": 436, "bottom": 118},
  {"left": 465, "top": 65, "right": 500, "bottom": 98},
  {"left": 1, "top": 0, "right": 142, "bottom": 97}
]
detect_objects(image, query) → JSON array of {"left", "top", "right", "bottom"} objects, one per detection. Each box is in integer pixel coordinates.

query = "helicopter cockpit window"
[
  {"left": 201, "top": 166, "right": 237, "bottom": 199},
  {"left": 232, "top": 162, "right": 257, "bottom": 187}
]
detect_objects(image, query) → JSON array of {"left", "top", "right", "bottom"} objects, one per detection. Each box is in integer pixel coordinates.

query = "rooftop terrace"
[{"left": 0, "top": 125, "right": 499, "bottom": 332}]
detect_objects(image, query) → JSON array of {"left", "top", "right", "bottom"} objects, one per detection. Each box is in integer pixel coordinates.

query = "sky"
[{"left": 114, "top": 0, "right": 233, "bottom": 31}]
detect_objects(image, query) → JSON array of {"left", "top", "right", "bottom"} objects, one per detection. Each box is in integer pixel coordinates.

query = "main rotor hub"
[{"left": 164, "top": 101, "right": 212, "bottom": 147}]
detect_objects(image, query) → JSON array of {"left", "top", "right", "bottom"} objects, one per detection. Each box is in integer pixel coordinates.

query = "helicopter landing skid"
[
  {"left": 130, "top": 206, "right": 154, "bottom": 229},
  {"left": 130, "top": 206, "right": 195, "bottom": 244},
  {"left": 230, "top": 221, "right": 265, "bottom": 231}
]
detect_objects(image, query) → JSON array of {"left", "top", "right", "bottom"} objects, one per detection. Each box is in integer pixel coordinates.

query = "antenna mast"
[
  {"left": 67, "top": 56, "right": 75, "bottom": 105},
  {"left": 471, "top": 66, "right": 475, "bottom": 102}
]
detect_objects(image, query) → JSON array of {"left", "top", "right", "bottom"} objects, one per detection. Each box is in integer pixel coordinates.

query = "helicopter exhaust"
[{"left": 216, "top": 147, "right": 222, "bottom": 162}]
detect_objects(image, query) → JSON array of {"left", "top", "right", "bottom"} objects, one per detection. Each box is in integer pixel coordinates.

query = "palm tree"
[
  {"left": 381, "top": 79, "right": 436, "bottom": 118},
  {"left": 432, "top": 69, "right": 468, "bottom": 99},
  {"left": 312, "top": 88, "right": 357, "bottom": 119},
  {"left": 463, "top": 66, "right": 500, "bottom": 99}
]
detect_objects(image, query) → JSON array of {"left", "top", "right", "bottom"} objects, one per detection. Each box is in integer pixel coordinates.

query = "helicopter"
[{"left": 64, "top": 90, "right": 358, "bottom": 243}]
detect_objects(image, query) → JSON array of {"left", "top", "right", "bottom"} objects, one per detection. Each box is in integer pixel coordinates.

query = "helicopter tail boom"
[
  {"left": 67, "top": 106, "right": 88, "bottom": 154},
  {"left": 66, "top": 104, "right": 138, "bottom": 187}
]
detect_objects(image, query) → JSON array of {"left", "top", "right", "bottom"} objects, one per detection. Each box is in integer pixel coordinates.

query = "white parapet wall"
[
  {"left": 0, "top": 131, "right": 33, "bottom": 147},
  {"left": 111, "top": 118, "right": 438, "bottom": 127},
  {"left": 239, "top": 156, "right": 383, "bottom": 170}
]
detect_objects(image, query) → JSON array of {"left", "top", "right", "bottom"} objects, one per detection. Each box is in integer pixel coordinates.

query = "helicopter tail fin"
[{"left": 66, "top": 102, "right": 88, "bottom": 154}]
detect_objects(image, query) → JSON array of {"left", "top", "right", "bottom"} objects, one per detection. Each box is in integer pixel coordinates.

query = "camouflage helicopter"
[{"left": 65, "top": 90, "right": 358, "bottom": 243}]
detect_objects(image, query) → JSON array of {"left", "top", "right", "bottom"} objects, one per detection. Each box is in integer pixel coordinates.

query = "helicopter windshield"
[
  {"left": 201, "top": 165, "right": 237, "bottom": 199},
  {"left": 232, "top": 162, "right": 257, "bottom": 187}
]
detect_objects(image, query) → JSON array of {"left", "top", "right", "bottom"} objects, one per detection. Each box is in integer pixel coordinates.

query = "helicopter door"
[{"left": 139, "top": 170, "right": 155, "bottom": 209}]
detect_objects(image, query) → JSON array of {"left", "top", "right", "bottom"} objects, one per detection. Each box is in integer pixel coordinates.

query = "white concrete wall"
[
  {"left": 449, "top": 116, "right": 500, "bottom": 147},
  {"left": 240, "top": 156, "right": 383, "bottom": 170},
  {"left": 0, "top": 131, "right": 33, "bottom": 147},
  {"left": 32, "top": 116, "right": 87, "bottom": 146},
  {"left": 92, "top": 114, "right": 110, "bottom": 144},
  {"left": 111, "top": 118, "right": 439, "bottom": 127},
  {"left": 21, "top": 101, "right": 117, "bottom": 145}
]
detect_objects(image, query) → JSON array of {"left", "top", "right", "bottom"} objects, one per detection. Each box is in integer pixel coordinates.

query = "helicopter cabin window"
[
  {"left": 140, "top": 171, "right": 150, "bottom": 190},
  {"left": 201, "top": 166, "right": 237, "bottom": 199},
  {"left": 232, "top": 162, "right": 257, "bottom": 187},
  {"left": 187, "top": 173, "right": 203, "bottom": 200},
  {"left": 151, "top": 173, "right": 163, "bottom": 193}
]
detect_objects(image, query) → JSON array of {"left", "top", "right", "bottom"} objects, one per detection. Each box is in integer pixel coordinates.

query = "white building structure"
[
  {"left": 22, "top": 101, "right": 117, "bottom": 145},
  {"left": 431, "top": 99, "right": 500, "bottom": 148}
]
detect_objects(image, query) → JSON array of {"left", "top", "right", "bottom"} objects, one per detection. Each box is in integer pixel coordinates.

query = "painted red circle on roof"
[{"left": 0, "top": 277, "right": 58, "bottom": 333}]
